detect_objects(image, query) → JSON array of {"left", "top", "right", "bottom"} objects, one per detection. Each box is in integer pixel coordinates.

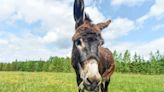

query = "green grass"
[{"left": 0, "top": 72, "right": 163, "bottom": 92}]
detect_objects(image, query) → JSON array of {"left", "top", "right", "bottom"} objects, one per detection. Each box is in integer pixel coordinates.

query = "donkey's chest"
[{"left": 98, "top": 51, "right": 113, "bottom": 75}]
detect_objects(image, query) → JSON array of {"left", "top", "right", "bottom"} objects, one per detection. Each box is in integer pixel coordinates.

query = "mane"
[{"left": 85, "top": 13, "right": 92, "bottom": 22}]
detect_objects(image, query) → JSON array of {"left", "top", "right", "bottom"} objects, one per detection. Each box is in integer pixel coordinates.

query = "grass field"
[{"left": 0, "top": 72, "right": 163, "bottom": 92}]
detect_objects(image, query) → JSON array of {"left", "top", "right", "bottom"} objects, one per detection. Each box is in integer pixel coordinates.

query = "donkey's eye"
[{"left": 75, "top": 39, "right": 81, "bottom": 46}]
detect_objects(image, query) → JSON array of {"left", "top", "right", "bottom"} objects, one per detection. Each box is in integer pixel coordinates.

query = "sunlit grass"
[{"left": 0, "top": 72, "right": 163, "bottom": 92}]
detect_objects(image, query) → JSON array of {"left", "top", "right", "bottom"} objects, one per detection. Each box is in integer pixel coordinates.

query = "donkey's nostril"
[
  {"left": 87, "top": 78, "right": 92, "bottom": 84},
  {"left": 86, "top": 78, "right": 100, "bottom": 85},
  {"left": 96, "top": 80, "right": 101, "bottom": 85}
]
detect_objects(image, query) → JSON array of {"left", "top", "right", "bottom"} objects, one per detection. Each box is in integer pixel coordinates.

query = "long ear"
[
  {"left": 74, "top": 0, "right": 85, "bottom": 29},
  {"left": 97, "top": 20, "right": 111, "bottom": 30}
]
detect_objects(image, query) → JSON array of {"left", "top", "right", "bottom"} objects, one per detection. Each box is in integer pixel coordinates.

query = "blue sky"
[{"left": 0, "top": 0, "right": 164, "bottom": 62}]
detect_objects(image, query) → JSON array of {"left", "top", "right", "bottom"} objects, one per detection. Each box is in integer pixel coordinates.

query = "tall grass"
[{"left": 0, "top": 72, "right": 163, "bottom": 92}]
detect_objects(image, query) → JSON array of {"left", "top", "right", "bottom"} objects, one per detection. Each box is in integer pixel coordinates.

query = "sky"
[{"left": 0, "top": 0, "right": 164, "bottom": 62}]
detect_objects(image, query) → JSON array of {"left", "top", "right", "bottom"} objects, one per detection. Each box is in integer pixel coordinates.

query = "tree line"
[
  {"left": 0, "top": 50, "right": 163, "bottom": 74},
  {"left": 114, "top": 50, "right": 164, "bottom": 74},
  {"left": 0, "top": 57, "right": 73, "bottom": 72}
]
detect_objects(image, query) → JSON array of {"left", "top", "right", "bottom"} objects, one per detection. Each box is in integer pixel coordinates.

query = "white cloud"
[
  {"left": 137, "top": 0, "right": 164, "bottom": 24},
  {"left": 85, "top": 7, "right": 106, "bottom": 23},
  {"left": 103, "top": 18, "right": 135, "bottom": 40},
  {"left": 0, "top": 32, "right": 48, "bottom": 62},
  {"left": 0, "top": 31, "right": 71, "bottom": 62},
  {"left": 111, "top": 0, "right": 147, "bottom": 7},
  {"left": 0, "top": 0, "right": 106, "bottom": 62},
  {"left": 152, "top": 24, "right": 164, "bottom": 31},
  {"left": 108, "top": 37, "right": 164, "bottom": 59},
  {"left": 43, "top": 31, "right": 58, "bottom": 44},
  {"left": 0, "top": 0, "right": 15, "bottom": 22},
  {"left": 0, "top": 39, "right": 8, "bottom": 45},
  {"left": 0, "top": 0, "right": 75, "bottom": 62},
  {"left": 134, "top": 37, "right": 164, "bottom": 57},
  {"left": 85, "top": 0, "right": 102, "bottom": 6}
]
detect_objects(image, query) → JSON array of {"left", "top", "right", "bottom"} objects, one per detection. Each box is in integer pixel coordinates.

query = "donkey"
[{"left": 71, "top": 0, "right": 115, "bottom": 92}]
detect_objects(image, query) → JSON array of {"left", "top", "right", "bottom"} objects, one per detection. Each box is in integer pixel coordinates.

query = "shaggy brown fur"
[{"left": 71, "top": 22, "right": 115, "bottom": 92}]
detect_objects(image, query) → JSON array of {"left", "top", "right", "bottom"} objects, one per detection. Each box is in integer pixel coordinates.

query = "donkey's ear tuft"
[
  {"left": 74, "top": 0, "right": 85, "bottom": 29},
  {"left": 97, "top": 20, "right": 111, "bottom": 30}
]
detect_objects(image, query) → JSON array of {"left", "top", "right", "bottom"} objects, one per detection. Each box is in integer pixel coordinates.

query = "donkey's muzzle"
[{"left": 82, "top": 59, "right": 101, "bottom": 90}]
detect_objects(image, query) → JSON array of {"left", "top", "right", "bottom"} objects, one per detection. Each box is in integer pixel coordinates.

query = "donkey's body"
[
  {"left": 72, "top": 46, "right": 115, "bottom": 92},
  {"left": 71, "top": 0, "right": 115, "bottom": 92},
  {"left": 98, "top": 47, "right": 115, "bottom": 79}
]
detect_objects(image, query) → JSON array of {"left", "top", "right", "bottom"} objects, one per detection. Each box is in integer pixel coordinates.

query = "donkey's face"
[
  {"left": 73, "top": 23, "right": 104, "bottom": 63},
  {"left": 72, "top": 0, "right": 111, "bottom": 91}
]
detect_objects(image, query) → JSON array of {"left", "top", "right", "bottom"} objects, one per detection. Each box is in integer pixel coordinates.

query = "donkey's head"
[{"left": 72, "top": 0, "right": 111, "bottom": 91}]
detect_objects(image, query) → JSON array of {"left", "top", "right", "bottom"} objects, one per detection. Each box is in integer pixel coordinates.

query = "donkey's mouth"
[
  {"left": 84, "top": 81, "right": 100, "bottom": 91},
  {"left": 78, "top": 79, "right": 101, "bottom": 91}
]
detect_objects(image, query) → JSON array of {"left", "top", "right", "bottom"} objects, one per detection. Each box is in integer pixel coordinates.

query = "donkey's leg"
[
  {"left": 104, "top": 79, "right": 110, "bottom": 92},
  {"left": 79, "top": 89, "right": 84, "bottom": 92},
  {"left": 76, "top": 75, "right": 84, "bottom": 92},
  {"left": 78, "top": 81, "right": 84, "bottom": 92},
  {"left": 78, "top": 83, "right": 84, "bottom": 92},
  {"left": 100, "top": 83, "right": 105, "bottom": 92}
]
